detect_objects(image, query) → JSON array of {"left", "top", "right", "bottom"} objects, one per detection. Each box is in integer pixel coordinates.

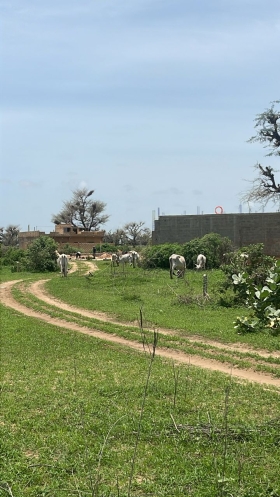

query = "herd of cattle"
[{"left": 55, "top": 249, "right": 207, "bottom": 278}]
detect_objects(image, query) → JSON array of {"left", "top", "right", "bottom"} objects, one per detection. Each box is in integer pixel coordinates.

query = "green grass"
[
  {"left": 1, "top": 264, "right": 280, "bottom": 496},
  {"left": 10, "top": 281, "right": 280, "bottom": 378},
  {"left": 1, "top": 305, "right": 280, "bottom": 497},
  {"left": 45, "top": 261, "right": 280, "bottom": 351},
  {"left": 0, "top": 267, "right": 47, "bottom": 283}
]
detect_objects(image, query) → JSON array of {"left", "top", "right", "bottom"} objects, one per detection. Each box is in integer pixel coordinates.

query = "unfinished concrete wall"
[
  {"left": 152, "top": 213, "right": 280, "bottom": 256},
  {"left": 18, "top": 231, "right": 46, "bottom": 249},
  {"left": 18, "top": 227, "right": 105, "bottom": 252},
  {"left": 49, "top": 230, "right": 105, "bottom": 252}
]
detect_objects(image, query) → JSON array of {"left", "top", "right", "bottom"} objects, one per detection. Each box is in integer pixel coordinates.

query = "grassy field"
[
  {"left": 1, "top": 264, "right": 280, "bottom": 496},
  {"left": 45, "top": 261, "right": 280, "bottom": 352}
]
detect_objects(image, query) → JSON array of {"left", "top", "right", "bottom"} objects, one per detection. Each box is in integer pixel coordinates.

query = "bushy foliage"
[
  {"left": 59, "top": 243, "right": 77, "bottom": 255},
  {"left": 141, "top": 243, "right": 183, "bottom": 269},
  {"left": 182, "top": 233, "right": 233, "bottom": 269},
  {"left": 1, "top": 247, "right": 27, "bottom": 271},
  {"left": 26, "top": 236, "right": 58, "bottom": 272},
  {"left": 141, "top": 234, "right": 232, "bottom": 270},
  {"left": 233, "top": 259, "right": 280, "bottom": 334},
  {"left": 99, "top": 243, "right": 118, "bottom": 253},
  {"left": 219, "top": 244, "right": 276, "bottom": 307},
  {"left": 221, "top": 244, "right": 275, "bottom": 288}
]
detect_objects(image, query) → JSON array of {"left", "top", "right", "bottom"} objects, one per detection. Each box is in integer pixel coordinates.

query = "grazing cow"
[
  {"left": 56, "top": 251, "right": 68, "bottom": 277},
  {"left": 111, "top": 253, "right": 120, "bottom": 267},
  {"left": 118, "top": 253, "right": 133, "bottom": 267},
  {"left": 169, "top": 254, "right": 186, "bottom": 279},
  {"left": 195, "top": 254, "right": 206, "bottom": 270},
  {"left": 128, "top": 250, "right": 140, "bottom": 267}
]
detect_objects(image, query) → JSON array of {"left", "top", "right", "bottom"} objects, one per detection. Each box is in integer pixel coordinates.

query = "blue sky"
[{"left": 1, "top": 0, "right": 280, "bottom": 233}]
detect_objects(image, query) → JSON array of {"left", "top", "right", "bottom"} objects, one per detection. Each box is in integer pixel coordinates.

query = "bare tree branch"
[{"left": 241, "top": 101, "right": 280, "bottom": 206}]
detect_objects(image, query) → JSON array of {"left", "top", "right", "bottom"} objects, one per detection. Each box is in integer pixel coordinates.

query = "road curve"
[{"left": 1, "top": 277, "right": 280, "bottom": 390}]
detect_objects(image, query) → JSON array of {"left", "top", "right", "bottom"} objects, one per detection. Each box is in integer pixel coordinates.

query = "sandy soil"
[{"left": 1, "top": 260, "right": 279, "bottom": 390}]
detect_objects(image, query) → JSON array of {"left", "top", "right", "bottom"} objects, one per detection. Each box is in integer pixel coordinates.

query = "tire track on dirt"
[
  {"left": 1, "top": 278, "right": 280, "bottom": 390},
  {"left": 30, "top": 279, "right": 280, "bottom": 361}
]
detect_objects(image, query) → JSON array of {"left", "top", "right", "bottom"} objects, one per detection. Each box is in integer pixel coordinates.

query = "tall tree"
[
  {"left": 122, "top": 221, "right": 151, "bottom": 247},
  {"left": 1, "top": 225, "right": 20, "bottom": 247},
  {"left": 103, "top": 229, "right": 126, "bottom": 246},
  {"left": 52, "top": 188, "right": 109, "bottom": 231},
  {"left": 241, "top": 101, "right": 280, "bottom": 206}
]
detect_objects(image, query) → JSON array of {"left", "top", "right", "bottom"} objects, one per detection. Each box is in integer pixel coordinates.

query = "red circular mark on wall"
[{"left": 215, "top": 206, "right": 224, "bottom": 214}]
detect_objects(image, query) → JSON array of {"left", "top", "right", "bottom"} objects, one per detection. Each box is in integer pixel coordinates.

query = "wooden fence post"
[{"left": 203, "top": 273, "right": 208, "bottom": 297}]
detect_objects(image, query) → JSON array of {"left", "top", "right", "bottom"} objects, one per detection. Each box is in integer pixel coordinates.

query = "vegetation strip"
[
  {"left": 11, "top": 284, "right": 280, "bottom": 378},
  {"left": 30, "top": 279, "right": 280, "bottom": 359},
  {"left": 1, "top": 279, "right": 279, "bottom": 389}
]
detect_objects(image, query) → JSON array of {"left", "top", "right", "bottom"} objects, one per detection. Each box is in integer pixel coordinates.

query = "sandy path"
[
  {"left": 1, "top": 272, "right": 280, "bottom": 390},
  {"left": 30, "top": 279, "right": 280, "bottom": 361}
]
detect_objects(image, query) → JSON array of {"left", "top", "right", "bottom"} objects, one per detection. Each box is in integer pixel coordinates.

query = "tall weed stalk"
[{"left": 127, "top": 308, "right": 158, "bottom": 497}]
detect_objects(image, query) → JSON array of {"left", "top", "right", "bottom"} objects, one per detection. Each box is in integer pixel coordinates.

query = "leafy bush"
[
  {"left": 141, "top": 243, "right": 183, "bottom": 269},
  {"left": 1, "top": 247, "right": 27, "bottom": 267},
  {"left": 221, "top": 244, "right": 276, "bottom": 301},
  {"left": 233, "top": 259, "right": 280, "bottom": 334},
  {"left": 141, "top": 234, "right": 233, "bottom": 270},
  {"left": 182, "top": 233, "right": 233, "bottom": 269},
  {"left": 98, "top": 243, "right": 115, "bottom": 253},
  {"left": 26, "top": 236, "right": 58, "bottom": 272},
  {"left": 60, "top": 243, "right": 77, "bottom": 255}
]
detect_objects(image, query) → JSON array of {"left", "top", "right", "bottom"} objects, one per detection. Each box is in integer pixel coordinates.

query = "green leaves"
[{"left": 233, "top": 259, "right": 280, "bottom": 335}]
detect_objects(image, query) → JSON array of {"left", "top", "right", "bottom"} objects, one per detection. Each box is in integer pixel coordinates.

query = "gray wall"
[{"left": 152, "top": 213, "right": 280, "bottom": 256}]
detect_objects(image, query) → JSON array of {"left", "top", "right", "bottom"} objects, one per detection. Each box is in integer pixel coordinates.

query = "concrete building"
[
  {"left": 18, "top": 224, "right": 105, "bottom": 252},
  {"left": 152, "top": 212, "right": 280, "bottom": 257}
]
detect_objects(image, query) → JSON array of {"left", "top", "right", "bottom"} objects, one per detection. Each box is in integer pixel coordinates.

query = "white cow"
[
  {"left": 195, "top": 254, "right": 206, "bottom": 270},
  {"left": 128, "top": 250, "right": 140, "bottom": 267},
  {"left": 111, "top": 253, "right": 120, "bottom": 267},
  {"left": 169, "top": 254, "right": 186, "bottom": 279},
  {"left": 56, "top": 251, "right": 68, "bottom": 277},
  {"left": 118, "top": 253, "right": 133, "bottom": 267}
]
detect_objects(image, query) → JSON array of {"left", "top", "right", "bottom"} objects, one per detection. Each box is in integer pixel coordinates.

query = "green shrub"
[
  {"left": 26, "top": 236, "right": 58, "bottom": 272},
  {"left": 141, "top": 243, "right": 183, "bottom": 269},
  {"left": 60, "top": 243, "right": 77, "bottom": 255},
  {"left": 221, "top": 244, "right": 276, "bottom": 299},
  {"left": 180, "top": 233, "right": 233, "bottom": 269},
  {"left": 141, "top": 234, "right": 233, "bottom": 270},
  {"left": 1, "top": 247, "right": 27, "bottom": 267},
  {"left": 233, "top": 259, "right": 280, "bottom": 334}
]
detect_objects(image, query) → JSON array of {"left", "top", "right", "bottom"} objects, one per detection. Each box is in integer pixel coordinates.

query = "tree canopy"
[
  {"left": 241, "top": 101, "right": 280, "bottom": 206},
  {"left": 0, "top": 225, "right": 20, "bottom": 247},
  {"left": 123, "top": 221, "right": 151, "bottom": 247},
  {"left": 104, "top": 222, "right": 151, "bottom": 247},
  {"left": 51, "top": 188, "right": 109, "bottom": 231}
]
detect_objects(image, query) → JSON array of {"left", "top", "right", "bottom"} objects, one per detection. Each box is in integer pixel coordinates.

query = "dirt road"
[{"left": 1, "top": 261, "right": 279, "bottom": 390}]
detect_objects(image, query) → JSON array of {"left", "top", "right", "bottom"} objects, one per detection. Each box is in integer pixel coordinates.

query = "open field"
[{"left": 1, "top": 261, "right": 280, "bottom": 496}]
